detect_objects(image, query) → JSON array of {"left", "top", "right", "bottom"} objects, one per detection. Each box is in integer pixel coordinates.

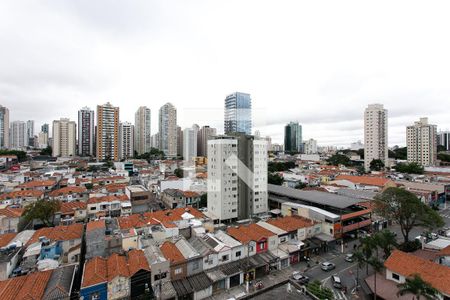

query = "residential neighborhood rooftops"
[
  {"left": 128, "top": 249, "right": 150, "bottom": 275},
  {"left": 0, "top": 207, "right": 23, "bottom": 218},
  {"left": 335, "top": 175, "right": 394, "bottom": 187},
  {"left": 160, "top": 241, "right": 185, "bottom": 264},
  {"left": 49, "top": 186, "right": 87, "bottom": 197},
  {"left": 266, "top": 215, "right": 315, "bottom": 232},
  {"left": 86, "top": 219, "right": 106, "bottom": 232},
  {"left": 27, "top": 223, "right": 83, "bottom": 245},
  {"left": 227, "top": 223, "right": 275, "bottom": 244},
  {"left": 16, "top": 180, "right": 57, "bottom": 189},
  {"left": 82, "top": 257, "right": 107, "bottom": 288},
  {"left": 0, "top": 269, "right": 52, "bottom": 300},
  {"left": 0, "top": 190, "right": 44, "bottom": 200}
]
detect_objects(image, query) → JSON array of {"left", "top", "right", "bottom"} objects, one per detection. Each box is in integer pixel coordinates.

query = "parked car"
[
  {"left": 291, "top": 271, "right": 310, "bottom": 285},
  {"left": 331, "top": 275, "right": 342, "bottom": 289},
  {"left": 345, "top": 253, "right": 354, "bottom": 262},
  {"left": 321, "top": 262, "right": 336, "bottom": 271}
]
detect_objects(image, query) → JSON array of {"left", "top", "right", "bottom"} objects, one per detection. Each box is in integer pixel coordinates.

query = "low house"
[
  {"left": 85, "top": 220, "right": 106, "bottom": 259},
  {"left": 128, "top": 249, "right": 153, "bottom": 299},
  {"left": 160, "top": 241, "right": 187, "bottom": 281},
  {"left": 86, "top": 195, "right": 131, "bottom": 220},
  {"left": 80, "top": 257, "right": 108, "bottom": 300},
  {"left": 106, "top": 253, "right": 130, "bottom": 300},
  {"left": 0, "top": 269, "right": 53, "bottom": 300},
  {"left": 161, "top": 189, "right": 201, "bottom": 209},
  {"left": 0, "top": 190, "right": 44, "bottom": 208},
  {"left": 42, "top": 265, "right": 77, "bottom": 300},
  {"left": 214, "top": 230, "right": 246, "bottom": 263},
  {"left": 49, "top": 186, "right": 88, "bottom": 202},
  {"left": 56, "top": 201, "right": 87, "bottom": 225},
  {"left": 227, "top": 223, "right": 278, "bottom": 254},
  {"left": 175, "top": 237, "right": 203, "bottom": 276},
  {"left": 0, "top": 207, "right": 23, "bottom": 234},
  {"left": 333, "top": 175, "right": 396, "bottom": 191},
  {"left": 0, "top": 233, "right": 21, "bottom": 280},
  {"left": 15, "top": 180, "right": 57, "bottom": 192}
]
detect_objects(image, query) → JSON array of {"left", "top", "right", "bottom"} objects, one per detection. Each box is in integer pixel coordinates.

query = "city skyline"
[{"left": 2, "top": 1, "right": 450, "bottom": 147}]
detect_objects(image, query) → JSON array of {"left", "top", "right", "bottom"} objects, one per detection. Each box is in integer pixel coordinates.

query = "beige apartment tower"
[
  {"left": 364, "top": 104, "right": 388, "bottom": 171},
  {"left": 97, "top": 102, "right": 120, "bottom": 161},
  {"left": 158, "top": 103, "right": 177, "bottom": 157},
  {"left": 52, "top": 118, "right": 76, "bottom": 157},
  {"left": 134, "top": 106, "right": 151, "bottom": 155},
  {"left": 407, "top": 117, "right": 437, "bottom": 167}
]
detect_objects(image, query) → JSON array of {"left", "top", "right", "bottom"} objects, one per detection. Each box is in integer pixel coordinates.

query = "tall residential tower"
[
  {"left": 407, "top": 117, "right": 437, "bottom": 167},
  {"left": 134, "top": 106, "right": 151, "bottom": 155},
  {"left": 364, "top": 104, "right": 388, "bottom": 171},
  {"left": 158, "top": 103, "right": 177, "bottom": 157},
  {"left": 78, "top": 107, "right": 95, "bottom": 157},
  {"left": 0, "top": 106, "right": 9, "bottom": 149},
  {"left": 96, "top": 102, "right": 119, "bottom": 161},
  {"left": 52, "top": 118, "right": 76, "bottom": 157},
  {"left": 224, "top": 92, "right": 252, "bottom": 135}
]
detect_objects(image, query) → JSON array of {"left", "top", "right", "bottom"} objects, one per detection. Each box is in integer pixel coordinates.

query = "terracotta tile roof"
[
  {"left": 86, "top": 220, "right": 106, "bottom": 232},
  {"left": 160, "top": 241, "right": 185, "bottom": 264},
  {"left": 87, "top": 194, "right": 129, "bottom": 204},
  {"left": 107, "top": 253, "right": 130, "bottom": 280},
  {"left": 182, "top": 191, "right": 200, "bottom": 198},
  {"left": 17, "top": 180, "right": 57, "bottom": 189},
  {"left": 0, "top": 270, "right": 53, "bottom": 300},
  {"left": 439, "top": 245, "right": 450, "bottom": 256},
  {"left": 82, "top": 257, "right": 108, "bottom": 288},
  {"left": 92, "top": 176, "right": 126, "bottom": 184},
  {"left": 227, "top": 223, "right": 275, "bottom": 244},
  {"left": 267, "top": 216, "right": 315, "bottom": 232},
  {"left": 59, "top": 201, "right": 86, "bottom": 214},
  {"left": 27, "top": 223, "right": 83, "bottom": 245},
  {"left": 49, "top": 186, "right": 87, "bottom": 197},
  {"left": 384, "top": 250, "right": 450, "bottom": 295},
  {"left": 0, "top": 190, "right": 44, "bottom": 200},
  {"left": 335, "top": 175, "right": 393, "bottom": 187},
  {"left": 128, "top": 249, "right": 150, "bottom": 275},
  {"left": 118, "top": 207, "right": 205, "bottom": 230},
  {"left": 0, "top": 207, "right": 23, "bottom": 218},
  {"left": 0, "top": 232, "right": 17, "bottom": 248}
]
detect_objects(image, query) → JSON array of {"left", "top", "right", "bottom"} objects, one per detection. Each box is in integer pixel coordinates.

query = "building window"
[
  {"left": 222, "top": 255, "right": 229, "bottom": 262},
  {"left": 175, "top": 268, "right": 182, "bottom": 275},
  {"left": 154, "top": 272, "right": 167, "bottom": 281},
  {"left": 392, "top": 273, "right": 400, "bottom": 281},
  {"left": 236, "top": 251, "right": 241, "bottom": 257}
]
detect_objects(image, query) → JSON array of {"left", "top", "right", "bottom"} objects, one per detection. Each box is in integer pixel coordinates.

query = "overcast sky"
[{"left": 1, "top": 1, "right": 450, "bottom": 147}]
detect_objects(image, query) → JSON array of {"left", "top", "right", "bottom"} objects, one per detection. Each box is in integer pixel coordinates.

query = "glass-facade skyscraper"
[
  {"left": 284, "top": 122, "right": 302, "bottom": 153},
  {"left": 224, "top": 92, "right": 252, "bottom": 135}
]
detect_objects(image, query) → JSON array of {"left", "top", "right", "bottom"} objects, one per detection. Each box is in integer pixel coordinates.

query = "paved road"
[{"left": 252, "top": 283, "right": 309, "bottom": 300}]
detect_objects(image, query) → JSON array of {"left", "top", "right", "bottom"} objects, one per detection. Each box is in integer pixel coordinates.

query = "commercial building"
[
  {"left": 183, "top": 127, "right": 197, "bottom": 164},
  {"left": 78, "top": 106, "right": 95, "bottom": 157},
  {"left": 364, "top": 104, "right": 388, "bottom": 171},
  {"left": 41, "top": 123, "right": 49, "bottom": 134},
  {"left": 224, "top": 92, "right": 252, "bottom": 135},
  {"left": 159, "top": 103, "right": 177, "bottom": 157},
  {"left": 52, "top": 118, "right": 77, "bottom": 157},
  {"left": 207, "top": 134, "right": 268, "bottom": 222},
  {"left": 303, "top": 138, "right": 317, "bottom": 154},
  {"left": 437, "top": 131, "right": 450, "bottom": 151},
  {"left": 135, "top": 106, "right": 151, "bottom": 155},
  {"left": 26, "top": 120, "right": 34, "bottom": 146},
  {"left": 0, "top": 105, "right": 9, "bottom": 149},
  {"left": 197, "top": 125, "right": 216, "bottom": 157},
  {"left": 9, "top": 121, "right": 27, "bottom": 150},
  {"left": 97, "top": 102, "right": 120, "bottom": 161},
  {"left": 119, "top": 122, "right": 134, "bottom": 160},
  {"left": 406, "top": 117, "right": 437, "bottom": 167},
  {"left": 284, "top": 122, "right": 302, "bottom": 153}
]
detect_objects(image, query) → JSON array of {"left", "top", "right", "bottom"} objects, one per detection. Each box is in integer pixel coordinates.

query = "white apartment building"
[
  {"left": 38, "top": 132, "right": 48, "bottom": 149},
  {"left": 207, "top": 134, "right": 268, "bottom": 222},
  {"left": 407, "top": 117, "right": 437, "bottom": 167},
  {"left": 197, "top": 126, "right": 217, "bottom": 157},
  {"left": 9, "top": 121, "right": 27, "bottom": 150},
  {"left": 364, "top": 104, "right": 388, "bottom": 171},
  {"left": 183, "top": 127, "right": 197, "bottom": 164},
  {"left": 119, "top": 122, "right": 134, "bottom": 160},
  {"left": 97, "top": 102, "right": 120, "bottom": 161},
  {"left": 437, "top": 131, "right": 450, "bottom": 151},
  {"left": 304, "top": 138, "right": 318, "bottom": 154},
  {"left": 52, "top": 118, "right": 77, "bottom": 157},
  {"left": 159, "top": 103, "right": 177, "bottom": 157},
  {"left": 134, "top": 106, "right": 151, "bottom": 155},
  {"left": 0, "top": 106, "right": 9, "bottom": 149}
]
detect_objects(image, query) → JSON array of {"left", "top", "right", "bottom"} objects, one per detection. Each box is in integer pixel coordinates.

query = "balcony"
[{"left": 342, "top": 219, "right": 372, "bottom": 233}]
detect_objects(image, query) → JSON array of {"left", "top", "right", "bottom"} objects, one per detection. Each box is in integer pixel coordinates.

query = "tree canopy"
[
  {"left": 23, "top": 199, "right": 60, "bottom": 227},
  {"left": 174, "top": 168, "right": 184, "bottom": 178},
  {"left": 370, "top": 159, "right": 385, "bottom": 171},
  {"left": 395, "top": 162, "right": 424, "bottom": 174},
  {"left": 438, "top": 153, "right": 450, "bottom": 163},
  {"left": 397, "top": 274, "right": 439, "bottom": 300},
  {"left": 135, "top": 148, "right": 165, "bottom": 160},
  {"left": 268, "top": 173, "right": 283, "bottom": 185},
  {"left": 389, "top": 147, "right": 407, "bottom": 160},
  {"left": 0, "top": 150, "right": 27, "bottom": 162},
  {"left": 39, "top": 146, "right": 52, "bottom": 156},
  {"left": 268, "top": 161, "right": 296, "bottom": 172},
  {"left": 327, "top": 154, "right": 351, "bottom": 166},
  {"left": 374, "top": 187, "right": 444, "bottom": 244}
]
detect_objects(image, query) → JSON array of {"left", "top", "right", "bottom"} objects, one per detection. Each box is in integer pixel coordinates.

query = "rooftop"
[
  {"left": 160, "top": 241, "right": 185, "bottom": 264},
  {"left": 27, "top": 223, "right": 83, "bottom": 245}
]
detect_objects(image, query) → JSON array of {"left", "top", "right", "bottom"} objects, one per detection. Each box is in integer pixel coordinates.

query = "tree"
[
  {"left": 389, "top": 147, "right": 407, "bottom": 160},
  {"left": 395, "top": 162, "right": 424, "bottom": 174},
  {"left": 40, "top": 146, "right": 52, "bottom": 156},
  {"left": 355, "top": 236, "right": 377, "bottom": 275},
  {"left": 268, "top": 161, "right": 296, "bottom": 172},
  {"left": 295, "top": 182, "right": 307, "bottom": 189},
  {"left": 397, "top": 274, "right": 439, "bottom": 300},
  {"left": 368, "top": 256, "right": 384, "bottom": 300},
  {"left": 0, "top": 150, "right": 27, "bottom": 162},
  {"left": 327, "top": 154, "right": 351, "bottom": 167},
  {"left": 135, "top": 148, "right": 165, "bottom": 161},
  {"left": 23, "top": 199, "right": 60, "bottom": 227},
  {"left": 438, "top": 153, "right": 450, "bottom": 163},
  {"left": 373, "top": 230, "right": 398, "bottom": 259},
  {"left": 437, "top": 145, "right": 446, "bottom": 153},
  {"left": 268, "top": 173, "right": 283, "bottom": 185},
  {"left": 370, "top": 159, "right": 385, "bottom": 171},
  {"left": 174, "top": 168, "right": 184, "bottom": 178},
  {"left": 374, "top": 187, "right": 445, "bottom": 244},
  {"left": 306, "top": 280, "right": 334, "bottom": 300}
]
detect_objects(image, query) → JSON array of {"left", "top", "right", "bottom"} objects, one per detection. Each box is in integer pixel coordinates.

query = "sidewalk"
[{"left": 205, "top": 267, "right": 294, "bottom": 300}]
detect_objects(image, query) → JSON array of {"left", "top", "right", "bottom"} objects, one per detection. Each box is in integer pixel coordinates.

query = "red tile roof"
[
  {"left": 107, "top": 253, "right": 130, "bottom": 281},
  {"left": 59, "top": 201, "right": 87, "bottom": 214},
  {"left": 87, "top": 194, "right": 129, "bottom": 204},
  {"left": 160, "top": 241, "right": 185, "bottom": 264},
  {"left": 439, "top": 245, "right": 450, "bottom": 256},
  {"left": 82, "top": 257, "right": 108, "bottom": 288},
  {"left": 0, "top": 270, "right": 52, "bottom": 300},
  {"left": 128, "top": 249, "right": 150, "bottom": 275},
  {"left": 0, "top": 190, "right": 44, "bottom": 200},
  {"left": 27, "top": 223, "right": 83, "bottom": 245},
  {"left": 227, "top": 223, "right": 275, "bottom": 244},
  {"left": 335, "top": 175, "right": 393, "bottom": 187},
  {"left": 16, "top": 180, "right": 57, "bottom": 189},
  {"left": 86, "top": 220, "right": 106, "bottom": 232},
  {"left": 0, "top": 207, "right": 23, "bottom": 218},
  {"left": 49, "top": 186, "right": 87, "bottom": 197},
  {"left": 384, "top": 250, "right": 450, "bottom": 295},
  {"left": 0, "top": 233, "right": 16, "bottom": 248},
  {"left": 267, "top": 216, "right": 315, "bottom": 232}
]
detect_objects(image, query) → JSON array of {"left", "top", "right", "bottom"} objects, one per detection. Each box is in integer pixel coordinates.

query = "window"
[
  {"left": 236, "top": 251, "right": 241, "bottom": 257},
  {"left": 154, "top": 272, "right": 167, "bottom": 281},
  {"left": 392, "top": 273, "right": 400, "bottom": 281},
  {"left": 221, "top": 255, "right": 229, "bottom": 262},
  {"left": 175, "top": 268, "right": 182, "bottom": 275},
  {"left": 192, "top": 260, "right": 199, "bottom": 270}
]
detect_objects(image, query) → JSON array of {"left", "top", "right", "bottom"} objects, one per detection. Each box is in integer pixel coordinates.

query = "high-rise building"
[
  {"left": 304, "top": 138, "right": 318, "bottom": 154},
  {"left": 224, "top": 92, "right": 252, "bottom": 135},
  {"left": 9, "top": 121, "right": 27, "bottom": 149},
  {"left": 78, "top": 107, "right": 95, "bottom": 157},
  {"left": 151, "top": 133, "right": 160, "bottom": 149},
  {"left": 183, "top": 127, "right": 197, "bottom": 164},
  {"left": 364, "top": 104, "right": 388, "bottom": 171},
  {"left": 96, "top": 102, "right": 119, "bottom": 161},
  {"left": 119, "top": 122, "right": 134, "bottom": 160},
  {"left": 197, "top": 125, "right": 217, "bottom": 157},
  {"left": 0, "top": 105, "right": 9, "bottom": 149},
  {"left": 407, "top": 118, "right": 437, "bottom": 167},
  {"left": 177, "top": 126, "right": 183, "bottom": 157},
  {"left": 38, "top": 132, "right": 48, "bottom": 149},
  {"left": 41, "top": 123, "right": 49, "bottom": 135},
  {"left": 284, "top": 122, "right": 302, "bottom": 153},
  {"left": 159, "top": 103, "right": 177, "bottom": 157},
  {"left": 26, "top": 120, "right": 34, "bottom": 146},
  {"left": 207, "top": 133, "right": 268, "bottom": 222},
  {"left": 52, "top": 118, "right": 77, "bottom": 157},
  {"left": 437, "top": 131, "right": 450, "bottom": 151},
  {"left": 134, "top": 106, "right": 151, "bottom": 155}
]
